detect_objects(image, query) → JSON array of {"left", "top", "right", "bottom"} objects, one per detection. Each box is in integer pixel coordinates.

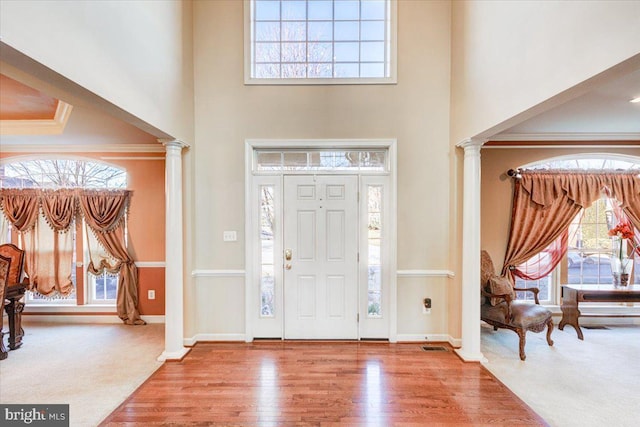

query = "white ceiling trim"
[
  {"left": 490, "top": 132, "right": 640, "bottom": 142},
  {"left": 0, "top": 101, "right": 73, "bottom": 135},
  {"left": 483, "top": 144, "right": 640, "bottom": 149},
  {"left": 0, "top": 143, "right": 165, "bottom": 153}
]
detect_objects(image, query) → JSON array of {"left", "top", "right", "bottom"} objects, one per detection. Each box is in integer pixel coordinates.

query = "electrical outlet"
[
  {"left": 148, "top": 290, "right": 156, "bottom": 300},
  {"left": 423, "top": 297, "right": 432, "bottom": 314},
  {"left": 223, "top": 231, "right": 237, "bottom": 242}
]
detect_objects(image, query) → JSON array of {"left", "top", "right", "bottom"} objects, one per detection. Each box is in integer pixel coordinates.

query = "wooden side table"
[{"left": 559, "top": 284, "right": 640, "bottom": 340}]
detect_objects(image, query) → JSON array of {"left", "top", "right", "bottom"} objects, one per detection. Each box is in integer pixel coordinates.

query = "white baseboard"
[
  {"left": 184, "top": 333, "right": 246, "bottom": 345},
  {"left": 396, "top": 334, "right": 461, "bottom": 348}
]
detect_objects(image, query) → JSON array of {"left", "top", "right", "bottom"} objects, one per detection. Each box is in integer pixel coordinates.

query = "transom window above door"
[
  {"left": 245, "top": 0, "right": 397, "bottom": 84},
  {"left": 254, "top": 149, "right": 388, "bottom": 172}
]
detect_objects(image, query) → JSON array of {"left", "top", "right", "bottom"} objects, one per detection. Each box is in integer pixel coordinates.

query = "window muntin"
[
  {"left": 521, "top": 156, "right": 639, "bottom": 171},
  {"left": 247, "top": 0, "right": 396, "bottom": 84},
  {"left": 566, "top": 199, "right": 619, "bottom": 285},
  {"left": 1, "top": 159, "right": 126, "bottom": 189},
  {"left": 255, "top": 149, "right": 387, "bottom": 172},
  {"left": 89, "top": 271, "right": 118, "bottom": 303},
  {"left": 514, "top": 251, "right": 553, "bottom": 303}
]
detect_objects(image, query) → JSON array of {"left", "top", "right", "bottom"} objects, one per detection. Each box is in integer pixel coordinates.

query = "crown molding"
[
  {"left": 489, "top": 132, "right": 640, "bottom": 142},
  {"left": 0, "top": 143, "right": 166, "bottom": 153},
  {"left": 0, "top": 101, "right": 73, "bottom": 135}
]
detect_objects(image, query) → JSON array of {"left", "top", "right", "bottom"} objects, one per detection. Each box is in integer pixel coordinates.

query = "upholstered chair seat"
[{"left": 480, "top": 250, "right": 554, "bottom": 360}]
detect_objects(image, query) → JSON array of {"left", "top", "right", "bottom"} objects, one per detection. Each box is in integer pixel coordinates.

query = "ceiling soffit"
[{"left": 0, "top": 73, "right": 73, "bottom": 135}]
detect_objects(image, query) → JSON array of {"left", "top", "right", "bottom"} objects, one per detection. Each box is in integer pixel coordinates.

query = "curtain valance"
[
  {"left": 519, "top": 171, "right": 640, "bottom": 210},
  {"left": 0, "top": 189, "right": 130, "bottom": 233}
]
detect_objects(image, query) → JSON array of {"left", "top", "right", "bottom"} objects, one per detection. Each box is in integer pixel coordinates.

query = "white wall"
[
  {"left": 189, "top": 0, "right": 454, "bottom": 340},
  {"left": 0, "top": 0, "right": 194, "bottom": 142},
  {"left": 450, "top": 0, "right": 640, "bottom": 143}
]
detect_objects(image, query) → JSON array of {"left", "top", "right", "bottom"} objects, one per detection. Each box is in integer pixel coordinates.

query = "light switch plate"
[{"left": 223, "top": 231, "right": 237, "bottom": 242}]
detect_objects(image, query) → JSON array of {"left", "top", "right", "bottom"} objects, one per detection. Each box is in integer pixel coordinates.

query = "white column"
[
  {"left": 455, "top": 138, "right": 486, "bottom": 362},
  {"left": 158, "top": 139, "right": 190, "bottom": 361}
]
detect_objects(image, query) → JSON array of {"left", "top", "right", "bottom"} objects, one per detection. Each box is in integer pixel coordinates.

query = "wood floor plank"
[{"left": 100, "top": 342, "right": 547, "bottom": 426}]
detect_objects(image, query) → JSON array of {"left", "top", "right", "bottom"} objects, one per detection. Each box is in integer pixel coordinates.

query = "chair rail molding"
[
  {"left": 192, "top": 269, "right": 246, "bottom": 278},
  {"left": 397, "top": 269, "right": 455, "bottom": 279}
]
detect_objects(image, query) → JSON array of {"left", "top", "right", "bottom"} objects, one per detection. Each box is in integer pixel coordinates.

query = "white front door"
[{"left": 283, "top": 175, "right": 359, "bottom": 339}]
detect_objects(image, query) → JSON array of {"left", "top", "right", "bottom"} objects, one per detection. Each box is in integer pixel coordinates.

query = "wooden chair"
[
  {"left": 0, "top": 254, "right": 11, "bottom": 360},
  {"left": 0, "top": 243, "right": 29, "bottom": 351},
  {"left": 480, "top": 250, "right": 554, "bottom": 360}
]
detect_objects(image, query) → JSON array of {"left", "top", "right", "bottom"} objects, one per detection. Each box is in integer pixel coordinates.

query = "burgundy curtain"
[
  {"left": 503, "top": 171, "right": 640, "bottom": 279},
  {"left": 511, "top": 231, "right": 567, "bottom": 281}
]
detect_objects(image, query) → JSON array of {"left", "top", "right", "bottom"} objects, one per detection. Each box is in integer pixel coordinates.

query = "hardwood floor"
[{"left": 100, "top": 341, "right": 547, "bottom": 426}]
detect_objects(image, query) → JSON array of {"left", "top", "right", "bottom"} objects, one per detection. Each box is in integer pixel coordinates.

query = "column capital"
[
  {"left": 158, "top": 138, "right": 190, "bottom": 150},
  {"left": 456, "top": 138, "right": 486, "bottom": 150}
]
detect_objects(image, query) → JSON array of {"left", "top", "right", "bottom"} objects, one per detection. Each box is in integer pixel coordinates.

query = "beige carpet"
[
  {"left": 481, "top": 321, "right": 640, "bottom": 427},
  {"left": 0, "top": 320, "right": 164, "bottom": 427}
]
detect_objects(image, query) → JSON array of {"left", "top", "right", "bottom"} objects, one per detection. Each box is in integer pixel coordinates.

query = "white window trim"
[
  {"left": 243, "top": 0, "right": 398, "bottom": 85},
  {"left": 245, "top": 139, "right": 398, "bottom": 342}
]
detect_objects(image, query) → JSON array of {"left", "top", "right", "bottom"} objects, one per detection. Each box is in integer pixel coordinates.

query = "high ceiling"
[
  {"left": 1, "top": 62, "right": 639, "bottom": 146},
  {"left": 494, "top": 67, "right": 640, "bottom": 140}
]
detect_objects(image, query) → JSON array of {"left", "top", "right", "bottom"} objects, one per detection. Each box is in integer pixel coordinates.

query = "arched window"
[
  {"left": 514, "top": 154, "right": 639, "bottom": 303},
  {"left": 0, "top": 157, "right": 127, "bottom": 304},
  {"left": 1, "top": 157, "right": 126, "bottom": 189}
]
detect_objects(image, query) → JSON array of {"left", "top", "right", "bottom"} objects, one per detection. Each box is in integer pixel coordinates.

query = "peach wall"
[
  {"left": 137, "top": 267, "right": 165, "bottom": 315},
  {"left": 0, "top": 151, "right": 166, "bottom": 315},
  {"left": 481, "top": 145, "right": 640, "bottom": 269}
]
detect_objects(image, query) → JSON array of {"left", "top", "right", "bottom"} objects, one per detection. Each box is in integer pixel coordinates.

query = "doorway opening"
[{"left": 245, "top": 140, "right": 397, "bottom": 341}]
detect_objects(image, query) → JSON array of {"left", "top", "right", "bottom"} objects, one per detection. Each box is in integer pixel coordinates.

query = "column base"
[
  {"left": 454, "top": 348, "right": 487, "bottom": 363},
  {"left": 157, "top": 347, "right": 191, "bottom": 362}
]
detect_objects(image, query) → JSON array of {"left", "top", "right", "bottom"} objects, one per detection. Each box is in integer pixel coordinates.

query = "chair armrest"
[
  {"left": 513, "top": 286, "right": 540, "bottom": 304},
  {"left": 481, "top": 289, "right": 513, "bottom": 321}
]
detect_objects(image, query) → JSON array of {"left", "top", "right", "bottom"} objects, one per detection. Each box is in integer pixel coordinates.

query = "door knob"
[
  {"left": 285, "top": 249, "right": 292, "bottom": 260},
  {"left": 285, "top": 264, "right": 292, "bottom": 270}
]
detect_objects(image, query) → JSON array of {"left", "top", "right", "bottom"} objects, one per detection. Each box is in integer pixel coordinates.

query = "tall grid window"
[{"left": 247, "top": 0, "right": 395, "bottom": 83}]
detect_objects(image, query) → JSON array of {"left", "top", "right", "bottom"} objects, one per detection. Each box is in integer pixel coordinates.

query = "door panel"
[{"left": 284, "top": 175, "right": 358, "bottom": 339}]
